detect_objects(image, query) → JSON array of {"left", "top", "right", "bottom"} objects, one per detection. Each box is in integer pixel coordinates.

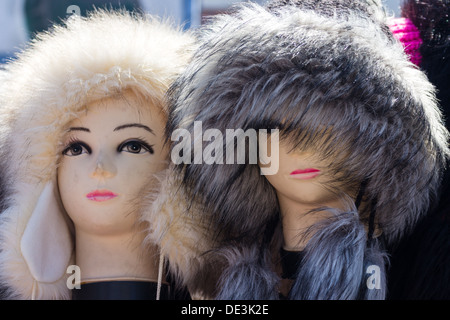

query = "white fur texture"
[{"left": 0, "top": 10, "right": 196, "bottom": 299}]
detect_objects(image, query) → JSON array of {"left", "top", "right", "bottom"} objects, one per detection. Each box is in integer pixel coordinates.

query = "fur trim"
[
  {"left": 290, "top": 209, "right": 388, "bottom": 299},
  {"left": 141, "top": 166, "right": 225, "bottom": 298},
  {"left": 0, "top": 10, "right": 195, "bottom": 299},
  {"left": 362, "top": 238, "right": 388, "bottom": 300},
  {"left": 215, "top": 246, "right": 279, "bottom": 300},
  {"left": 166, "top": 2, "right": 449, "bottom": 299},
  {"left": 266, "top": 0, "right": 390, "bottom": 29}
]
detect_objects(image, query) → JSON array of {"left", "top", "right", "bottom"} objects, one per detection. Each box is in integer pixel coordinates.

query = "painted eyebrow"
[
  {"left": 113, "top": 123, "right": 155, "bottom": 135},
  {"left": 68, "top": 127, "right": 90, "bottom": 133}
]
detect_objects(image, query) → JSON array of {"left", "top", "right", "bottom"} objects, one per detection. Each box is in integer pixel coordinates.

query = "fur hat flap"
[
  {"left": 20, "top": 182, "right": 73, "bottom": 284},
  {"left": 142, "top": 167, "right": 224, "bottom": 298}
]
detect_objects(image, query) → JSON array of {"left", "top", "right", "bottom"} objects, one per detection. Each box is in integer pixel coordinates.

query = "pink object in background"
[{"left": 388, "top": 17, "right": 423, "bottom": 66}]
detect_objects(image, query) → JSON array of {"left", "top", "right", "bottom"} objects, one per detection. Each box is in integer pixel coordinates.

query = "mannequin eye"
[
  {"left": 62, "top": 141, "right": 91, "bottom": 156},
  {"left": 118, "top": 139, "right": 154, "bottom": 155}
]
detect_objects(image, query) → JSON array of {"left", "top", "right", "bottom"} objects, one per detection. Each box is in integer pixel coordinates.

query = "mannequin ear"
[{"left": 20, "top": 182, "right": 74, "bottom": 283}]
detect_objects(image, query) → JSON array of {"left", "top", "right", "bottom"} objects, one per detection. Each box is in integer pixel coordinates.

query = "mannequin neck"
[
  {"left": 74, "top": 225, "right": 161, "bottom": 283},
  {"left": 277, "top": 193, "right": 350, "bottom": 251}
]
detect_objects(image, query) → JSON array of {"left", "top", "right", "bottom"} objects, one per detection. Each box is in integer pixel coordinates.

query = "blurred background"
[{"left": 0, "top": 0, "right": 402, "bottom": 64}]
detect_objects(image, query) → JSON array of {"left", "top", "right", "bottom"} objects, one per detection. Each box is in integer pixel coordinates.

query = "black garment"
[
  {"left": 279, "top": 248, "right": 305, "bottom": 299},
  {"left": 280, "top": 248, "right": 305, "bottom": 280},
  {"left": 72, "top": 281, "right": 171, "bottom": 300},
  {"left": 387, "top": 167, "right": 450, "bottom": 300},
  {"left": 72, "top": 267, "right": 192, "bottom": 300}
]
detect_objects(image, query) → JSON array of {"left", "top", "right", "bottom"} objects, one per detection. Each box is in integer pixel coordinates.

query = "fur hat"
[
  {"left": 0, "top": 10, "right": 195, "bottom": 299},
  {"left": 165, "top": 2, "right": 449, "bottom": 299},
  {"left": 266, "top": 0, "right": 387, "bottom": 22}
]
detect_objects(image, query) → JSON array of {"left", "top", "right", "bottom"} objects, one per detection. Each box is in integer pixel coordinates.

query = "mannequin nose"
[{"left": 90, "top": 157, "right": 117, "bottom": 180}]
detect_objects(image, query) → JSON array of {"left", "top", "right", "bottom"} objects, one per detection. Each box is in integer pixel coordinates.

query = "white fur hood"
[{"left": 0, "top": 10, "right": 197, "bottom": 299}]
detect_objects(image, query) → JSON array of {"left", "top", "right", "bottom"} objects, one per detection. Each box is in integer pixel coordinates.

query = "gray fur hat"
[{"left": 166, "top": 2, "right": 449, "bottom": 299}]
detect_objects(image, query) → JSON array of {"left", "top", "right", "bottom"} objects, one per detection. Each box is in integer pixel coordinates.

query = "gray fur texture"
[
  {"left": 166, "top": 2, "right": 449, "bottom": 299},
  {"left": 289, "top": 209, "right": 387, "bottom": 299},
  {"left": 215, "top": 246, "right": 280, "bottom": 300}
]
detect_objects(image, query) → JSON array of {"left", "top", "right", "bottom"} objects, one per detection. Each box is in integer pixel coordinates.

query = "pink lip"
[
  {"left": 289, "top": 168, "right": 321, "bottom": 179},
  {"left": 86, "top": 190, "right": 118, "bottom": 202}
]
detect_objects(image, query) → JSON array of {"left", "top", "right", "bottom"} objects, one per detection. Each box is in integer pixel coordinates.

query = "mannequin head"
[
  {"left": 260, "top": 134, "right": 358, "bottom": 207},
  {"left": 58, "top": 90, "right": 168, "bottom": 236},
  {"left": 260, "top": 137, "right": 361, "bottom": 250}
]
